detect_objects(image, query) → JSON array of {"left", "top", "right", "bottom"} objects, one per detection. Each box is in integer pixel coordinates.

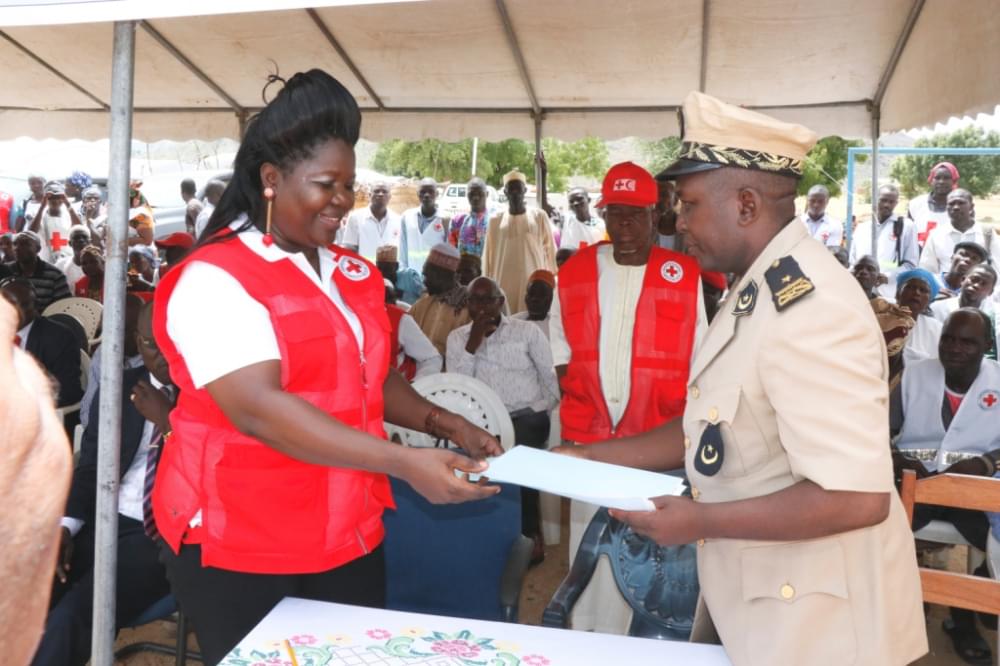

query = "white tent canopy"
[{"left": 2, "top": 0, "right": 998, "bottom": 143}]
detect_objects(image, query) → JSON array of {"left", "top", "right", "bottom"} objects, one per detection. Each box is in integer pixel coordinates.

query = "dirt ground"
[{"left": 110, "top": 500, "right": 987, "bottom": 665}]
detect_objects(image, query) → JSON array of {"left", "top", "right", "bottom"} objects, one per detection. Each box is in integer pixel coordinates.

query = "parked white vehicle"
[{"left": 438, "top": 182, "right": 500, "bottom": 216}]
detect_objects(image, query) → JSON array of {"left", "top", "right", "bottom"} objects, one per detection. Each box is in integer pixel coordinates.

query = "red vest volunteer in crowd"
[
  {"left": 552, "top": 162, "right": 706, "bottom": 444},
  {"left": 152, "top": 69, "right": 502, "bottom": 665},
  {"left": 549, "top": 161, "right": 707, "bottom": 634}
]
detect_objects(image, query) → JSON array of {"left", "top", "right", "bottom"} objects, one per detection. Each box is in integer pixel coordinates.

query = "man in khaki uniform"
[{"left": 563, "top": 92, "right": 927, "bottom": 665}]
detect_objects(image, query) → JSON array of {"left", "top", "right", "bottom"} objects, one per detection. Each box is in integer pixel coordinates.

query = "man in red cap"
[
  {"left": 155, "top": 232, "right": 195, "bottom": 282},
  {"left": 549, "top": 161, "right": 707, "bottom": 634}
]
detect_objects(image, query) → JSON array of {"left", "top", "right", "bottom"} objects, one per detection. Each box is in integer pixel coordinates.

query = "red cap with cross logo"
[{"left": 598, "top": 161, "right": 658, "bottom": 209}]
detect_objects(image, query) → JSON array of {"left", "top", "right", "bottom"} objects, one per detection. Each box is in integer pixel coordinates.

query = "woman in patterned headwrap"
[{"left": 73, "top": 245, "right": 105, "bottom": 302}]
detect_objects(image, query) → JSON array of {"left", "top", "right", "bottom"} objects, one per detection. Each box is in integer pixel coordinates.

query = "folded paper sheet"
[{"left": 483, "top": 446, "right": 685, "bottom": 511}]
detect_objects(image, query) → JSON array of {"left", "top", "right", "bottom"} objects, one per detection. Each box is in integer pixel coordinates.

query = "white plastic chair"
[
  {"left": 55, "top": 349, "right": 91, "bottom": 423},
  {"left": 384, "top": 373, "right": 515, "bottom": 452},
  {"left": 42, "top": 297, "right": 103, "bottom": 345}
]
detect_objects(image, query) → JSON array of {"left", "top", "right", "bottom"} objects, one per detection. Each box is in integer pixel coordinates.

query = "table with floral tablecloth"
[{"left": 221, "top": 598, "right": 730, "bottom": 666}]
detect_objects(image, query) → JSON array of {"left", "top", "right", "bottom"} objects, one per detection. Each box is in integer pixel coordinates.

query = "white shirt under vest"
[
  {"left": 398, "top": 207, "right": 448, "bottom": 273},
  {"left": 342, "top": 206, "right": 402, "bottom": 261},
  {"left": 896, "top": 358, "right": 1000, "bottom": 472}
]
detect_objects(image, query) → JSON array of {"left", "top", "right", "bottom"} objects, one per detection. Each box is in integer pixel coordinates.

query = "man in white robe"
[{"left": 482, "top": 170, "right": 557, "bottom": 314}]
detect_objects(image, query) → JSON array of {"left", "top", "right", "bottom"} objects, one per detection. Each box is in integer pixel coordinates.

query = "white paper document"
[{"left": 482, "top": 446, "right": 685, "bottom": 511}]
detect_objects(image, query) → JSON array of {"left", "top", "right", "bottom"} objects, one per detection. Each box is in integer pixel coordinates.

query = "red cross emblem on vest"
[
  {"left": 979, "top": 390, "right": 999, "bottom": 410},
  {"left": 338, "top": 256, "right": 371, "bottom": 281},
  {"left": 661, "top": 260, "right": 683, "bottom": 283},
  {"left": 50, "top": 231, "right": 68, "bottom": 252}
]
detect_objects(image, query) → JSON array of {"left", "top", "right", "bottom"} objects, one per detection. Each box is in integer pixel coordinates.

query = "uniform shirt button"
[
  {"left": 691, "top": 487, "right": 700, "bottom": 499},
  {"left": 690, "top": 386, "right": 700, "bottom": 399},
  {"left": 707, "top": 407, "right": 719, "bottom": 423},
  {"left": 684, "top": 436, "right": 691, "bottom": 449},
  {"left": 780, "top": 583, "right": 795, "bottom": 600},
  {"left": 697, "top": 538, "right": 705, "bottom": 547}
]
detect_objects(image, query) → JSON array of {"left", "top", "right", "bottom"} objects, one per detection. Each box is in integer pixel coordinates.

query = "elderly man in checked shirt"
[{"left": 446, "top": 276, "right": 559, "bottom": 561}]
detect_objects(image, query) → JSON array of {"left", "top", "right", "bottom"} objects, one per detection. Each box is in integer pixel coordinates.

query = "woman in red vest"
[{"left": 151, "top": 69, "right": 502, "bottom": 665}]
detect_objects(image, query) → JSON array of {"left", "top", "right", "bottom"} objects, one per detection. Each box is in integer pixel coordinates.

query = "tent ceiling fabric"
[{"left": 0, "top": 0, "right": 996, "bottom": 142}]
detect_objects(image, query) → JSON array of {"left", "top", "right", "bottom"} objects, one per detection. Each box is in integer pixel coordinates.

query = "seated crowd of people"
[{"left": 3, "top": 154, "right": 1000, "bottom": 665}]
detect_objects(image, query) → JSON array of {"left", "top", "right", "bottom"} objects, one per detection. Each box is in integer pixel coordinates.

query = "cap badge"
[{"left": 613, "top": 178, "right": 637, "bottom": 192}]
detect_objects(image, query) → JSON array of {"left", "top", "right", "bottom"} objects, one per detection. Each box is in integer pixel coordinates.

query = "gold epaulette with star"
[{"left": 764, "top": 256, "right": 814, "bottom": 311}]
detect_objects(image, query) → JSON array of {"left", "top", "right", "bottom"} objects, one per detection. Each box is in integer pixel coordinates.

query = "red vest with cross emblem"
[
  {"left": 558, "top": 243, "right": 699, "bottom": 443},
  {"left": 0, "top": 191, "right": 12, "bottom": 233},
  {"left": 152, "top": 236, "right": 394, "bottom": 574}
]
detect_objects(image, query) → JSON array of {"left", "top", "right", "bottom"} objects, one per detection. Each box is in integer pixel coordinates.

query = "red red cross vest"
[
  {"left": 0, "top": 191, "right": 12, "bottom": 233},
  {"left": 558, "top": 243, "right": 699, "bottom": 443},
  {"left": 385, "top": 303, "right": 417, "bottom": 381},
  {"left": 152, "top": 236, "right": 394, "bottom": 574}
]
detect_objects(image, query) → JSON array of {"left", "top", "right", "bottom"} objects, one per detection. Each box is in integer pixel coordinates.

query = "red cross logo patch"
[
  {"left": 434, "top": 223, "right": 442, "bottom": 231},
  {"left": 613, "top": 178, "right": 636, "bottom": 192},
  {"left": 50, "top": 231, "right": 68, "bottom": 251},
  {"left": 338, "top": 256, "right": 370, "bottom": 281},
  {"left": 979, "top": 390, "right": 999, "bottom": 411},
  {"left": 661, "top": 260, "right": 683, "bottom": 283}
]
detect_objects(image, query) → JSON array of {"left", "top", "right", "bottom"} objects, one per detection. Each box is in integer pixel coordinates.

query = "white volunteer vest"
[
  {"left": 897, "top": 358, "right": 1000, "bottom": 471},
  {"left": 399, "top": 208, "right": 447, "bottom": 272}
]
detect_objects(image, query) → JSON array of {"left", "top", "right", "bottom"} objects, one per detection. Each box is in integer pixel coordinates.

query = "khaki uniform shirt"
[{"left": 685, "top": 222, "right": 927, "bottom": 665}]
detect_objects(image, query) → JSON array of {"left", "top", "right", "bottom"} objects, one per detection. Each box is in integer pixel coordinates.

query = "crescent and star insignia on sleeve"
[
  {"left": 694, "top": 423, "right": 725, "bottom": 476},
  {"left": 732, "top": 280, "right": 758, "bottom": 317},
  {"left": 764, "top": 256, "right": 815, "bottom": 312}
]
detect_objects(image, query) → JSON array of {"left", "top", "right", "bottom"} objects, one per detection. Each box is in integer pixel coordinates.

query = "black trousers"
[
  {"left": 511, "top": 410, "right": 551, "bottom": 538},
  {"left": 31, "top": 514, "right": 169, "bottom": 666},
  {"left": 160, "top": 542, "right": 385, "bottom": 666}
]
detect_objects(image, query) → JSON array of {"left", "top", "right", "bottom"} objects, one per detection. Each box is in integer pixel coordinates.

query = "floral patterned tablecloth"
[{"left": 221, "top": 598, "right": 730, "bottom": 666}]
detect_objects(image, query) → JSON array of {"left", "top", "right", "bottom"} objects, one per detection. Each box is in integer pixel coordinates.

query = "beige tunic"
[
  {"left": 482, "top": 208, "right": 557, "bottom": 314},
  {"left": 685, "top": 222, "right": 927, "bottom": 665},
  {"left": 408, "top": 293, "right": 471, "bottom": 357}
]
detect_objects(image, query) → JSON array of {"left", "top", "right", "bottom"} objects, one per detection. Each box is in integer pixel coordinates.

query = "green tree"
[
  {"left": 638, "top": 137, "right": 681, "bottom": 175},
  {"left": 540, "top": 137, "right": 609, "bottom": 191},
  {"left": 889, "top": 126, "right": 1000, "bottom": 198},
  {"left": 372, "top": 137, "right": 608, "bottom": 190},
  {"left": 799, "top": 136, "right": 864, "bottom": 197}
]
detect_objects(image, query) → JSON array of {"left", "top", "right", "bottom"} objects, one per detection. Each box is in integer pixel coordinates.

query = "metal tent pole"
[
  {"left": 91, "top": 20, "right": 135, "bottom": 666},
  {"left": 870, "top": 106, "right": 880, "bottom": 261},
  {"left": 534, "top": 115, "right": 544, "bottom": 209},
  {"left": 845, "top": 149, "right": 856, "bottom": 250}
]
